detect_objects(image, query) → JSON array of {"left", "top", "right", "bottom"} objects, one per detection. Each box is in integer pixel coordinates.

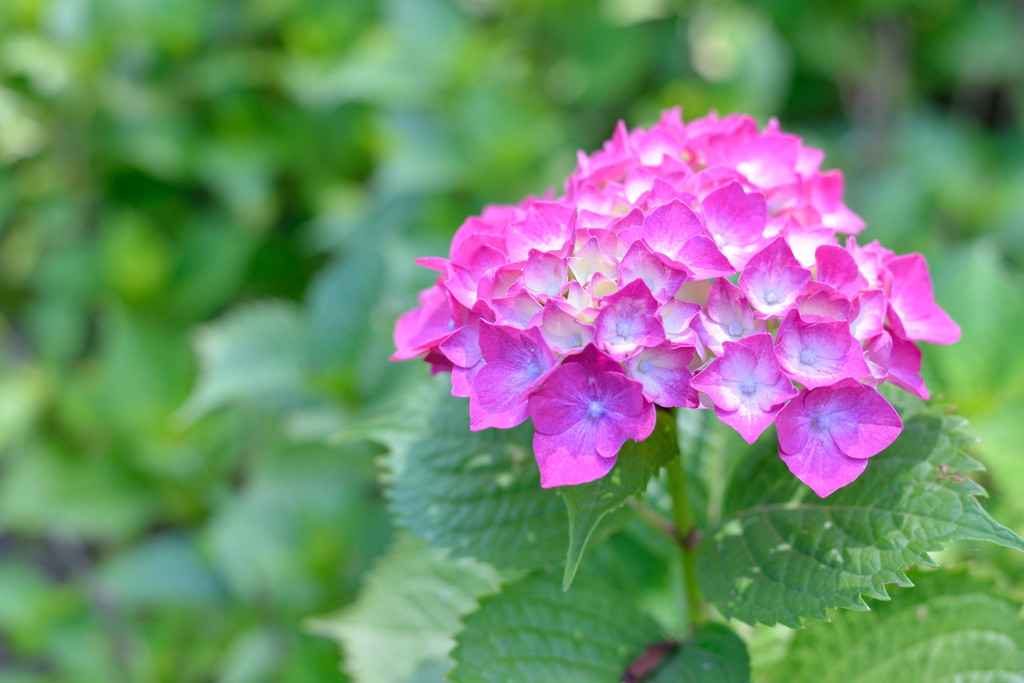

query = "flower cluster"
[{"left": 393, "top": 110, "right": 960, "bottom": 497}]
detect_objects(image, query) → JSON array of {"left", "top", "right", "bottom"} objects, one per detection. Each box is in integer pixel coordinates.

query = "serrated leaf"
[
  {"left": 175, "top": 300, "right": 310, "bottom": 425},
  {"left": 449, "top": 572, "right": 665, "bottom": 683},
  {"left": 561, "top": 409, "right": 679, "bottom": 591},
  {"left": 760, "top": 571, "right": 1024, "bottom": 683},
  {"left": 387, "top": 386, "right": 569, "bottom": 569},
  {"left": 697, "top": 407, "right": 1024, "bottom": 627},
  {"left": 647, "top": 623, "right": 750, "bottom": 683},
  {"left": 307, "top": 535, "right": 502, "bottom": 683}
]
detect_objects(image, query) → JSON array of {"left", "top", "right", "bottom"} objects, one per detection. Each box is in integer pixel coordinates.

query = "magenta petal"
[
  {"left": 528, "top": 346, "right": 654, "bottom": 488},
  {"left": 775, "top": 311, "right": 871, "bottom": 388},
  {"left": 506, "top": 202, "right": 577, "bottom": 261},
  {"left": 625, "top": 342, "right": 696, "bottom": 407},
  {"left": 634, "top": 199, "right": 704, "bottom": 256},
  {"left": 594, "top": 279, "right": 666, "bottom": 360},
  {"left": 849, "top": 290, "right": 887, "bottom": 341},
  {"left": 521, "top": 249, "right": 568, "bottom": 298},
  {"left": 691, "top": 333, "right": 797, "bottom": 443},
  {"left": 884, "top": 254, "right": 961, "bottom": 344},
  {"left": 801, "top": 379, "right": 902, "bottom": 459},
  {"left": 715, "top": 402, "right": 784, "bottom": 445},
  {"left": 738, "top": 237, "right": 812, "bottom": 318},
  {"left": 676, "top": 235, "right": 737, "bottom": 279},
  {"left": 780, "top": 436, "right": 868, "bottom": 498},
  {"left": 533, "top": 426, "right": 617, "bottom": 487},
  {"left": 537, "top": 300, "right": 595, "bottom": 355},
  {"left": 701, "top": 181, "right": 767, "bottom": 269},
  {"left": 470, "top": 323, "right": 554, "bottom": 430},
  {"left": 618, "top": 240, "right": 688, "bottom": 303},
  {"left": 886, "top": 328, "right": 929, "bottom": 400},
  {"left": 815, "top": 244, "right": 864, "bottom": 297}
]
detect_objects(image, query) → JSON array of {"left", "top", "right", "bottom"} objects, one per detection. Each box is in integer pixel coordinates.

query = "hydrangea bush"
[{"left": 372, "top": 111, "right": 1024, "bottom": 681}]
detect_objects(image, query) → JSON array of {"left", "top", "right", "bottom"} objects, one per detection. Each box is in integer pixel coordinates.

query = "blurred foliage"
[{"left": 0, "top": 0, "right": 1022, "bottom": 680}]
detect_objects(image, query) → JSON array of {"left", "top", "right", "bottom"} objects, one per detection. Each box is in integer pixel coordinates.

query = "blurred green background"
[{"left": 0, "top": 0, "right": 1023, "bottom": 680}]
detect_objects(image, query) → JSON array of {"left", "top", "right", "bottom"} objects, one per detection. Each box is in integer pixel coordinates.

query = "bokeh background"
[{"left": 0, "top": 0, "right": 1023, "bottom": 680}]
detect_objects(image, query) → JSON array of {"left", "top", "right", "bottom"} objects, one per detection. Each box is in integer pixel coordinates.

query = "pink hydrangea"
[{"left": 393, "top": 109, "right": 960, "bottom": 496}]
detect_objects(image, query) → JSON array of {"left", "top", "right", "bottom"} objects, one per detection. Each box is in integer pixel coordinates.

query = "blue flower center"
[
  {"left": 814, "top": 414, "right": 830, "bottom": 430},
  {"left": 586, "top": 401, "right": 604, "bottom": 419},
  {"left": 800, "top": 349, "right": 816, "bottom": 365},
  {"left": 615, "top": 321, "right": 631, "bottom": 338},
  {"left": 728, "top": 322, "right": 743, "bottom": 337},
  {"left": 639, "top": 360, "right": 653, "bottom": 374},
  {"left": 740, "top": 379, "right": 757, "bottom": 395},
  {"left": 526, "top": 362, "right": 541, "bottom": 378},
  {"left": 567, "top": 334, "right": 581, "bottom": 347},
  {"left": 764, "top": 290, "right": 779, "bottom": 305}
]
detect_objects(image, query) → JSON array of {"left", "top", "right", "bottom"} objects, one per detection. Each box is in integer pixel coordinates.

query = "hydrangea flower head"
[{"left": 393, "top": 109, "right": 959, "bottom": 497}]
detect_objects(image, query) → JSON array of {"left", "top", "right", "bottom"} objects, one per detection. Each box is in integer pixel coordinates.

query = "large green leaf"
[
  {"left": 307, "top": 535, "right": 502, "bottom": 683},
  {"left": 448, "top": 572, "right": 666, "bottom": 683},
  {"left": 175, "top": 300, "right": 311, "bottom": 425},
  {"left": 647, "top": 623, "right": 750, "bottom": 683},
  {"left": 386, "top": 386, "right": 569, "bottom": 569},
  {"left": 697, "top": 404, "right": 1024, "bottom": 627},
  {"left": 760, "top": 571, "right": 1024, "bottom": 683},
  {"left": 560, "top": 409, "right": 679, "bottom": 590}
]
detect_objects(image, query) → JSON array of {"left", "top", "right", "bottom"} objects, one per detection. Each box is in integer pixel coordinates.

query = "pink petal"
[
  {"left": 701, "top": 181, "right": 768, "bottom": 269},
  {"left": 506, "top": 202, "right": 577, "bottom": 261},
  {"left": 625, "top": 342, "right": 697, "bottom": 408},
  {"left": 886, "top": 328, "right": 929, "bottom": 400},
  {"left": 885, "top": 254, "right": 960, "bottom": 344},
  {"left": 618, "top": 240, "right": 688, "bottom": 303},
  {"left": 521, "top": 249, "right": 569, "bottom": 298},
  {"left": 594, "top": 279, "right": 666, "bottom": 360},
  {"left": 738, "top": 237, "right": 812, "bottom": 318}
]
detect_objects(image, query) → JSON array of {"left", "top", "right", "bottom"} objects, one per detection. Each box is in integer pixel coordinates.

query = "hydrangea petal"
[
  {"left": 594, "top": 279, "right": 665, "bottom": 360},
  {"left": 738, "top": 237, "right": 812, "bottom": 318}
]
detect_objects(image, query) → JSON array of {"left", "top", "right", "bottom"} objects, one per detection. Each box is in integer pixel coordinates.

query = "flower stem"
[{"left": 666, "top": 454, "right": 706, "bottom": 630}]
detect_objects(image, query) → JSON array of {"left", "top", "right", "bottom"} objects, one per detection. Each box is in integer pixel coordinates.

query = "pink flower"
[
  {"left": 594, "top": 279, "right": 665, "bottom": 361},
  {"left": 470, "top": 323, "right": 554, "bottom": 430},
  {"left": 528, "top": 346, "right": 655, "bottom": 487},
  {"left": 776, "top": 379, "right": 902, "bottom": 497},
  {"left": 392, "top": 109, "right": 960, "bottom": 493},
  {"left": 691, "top": 333, "right": 798, "bottom": 443},
  {"left": 738, "top": 237, "right": 812, "bottom": 318},
  {"left": 775, "top": 310, "right": 871, "bottom": 388},
  {"left": 695, "top": 277, "right": 766, "bottom": 355},
  {"left": 625, "top": 342, "right": 698, "bottom": 408}
]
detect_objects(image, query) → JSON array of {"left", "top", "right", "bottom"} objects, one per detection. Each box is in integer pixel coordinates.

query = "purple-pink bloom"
[
  {"left": 775, "top": 310, "right": 871, "bottom": 389},
  {"left": 695, "top": 277, "right": 766, "bottom": 355},
  {"left": 738, "top": 237, "right": 812, "bottom": 318},
  {"left": 391, "top": 109, "right": 960, "bottom": 494},
  {"left": 470, "top": 323, "right": 554, "bottom": 430},
  {"left": 594, "top": 279, "right": 665, "bottom": 361},
  {"left": 625, "top": 342, "right": 698, "bottom": 408},
  {"left": 776, "top": 379, "right": 902, "bottom": 497},
  {"left": 691, "top": 333, "right": 798, "bottom": 444},
  {"left": 528, "top": 345, "right": 655, "bottom": 487}
]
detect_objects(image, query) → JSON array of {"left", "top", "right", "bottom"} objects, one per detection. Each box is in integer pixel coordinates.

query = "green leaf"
[
  {"left": 760, "top": 571, "right": 1024, "bottom": 683},
  {"left": 647, "top": 623, "right": 750, "bottom": 683},
  {"left": 697, "top": 405, "right": 1024, "bottom": 627},
  {"left": 386, "top": 385, "right": 569, "bottom": 569},
  {"left": 175, "top": 300, "right": 311, "bottom": 425},
  {"left": 560, "top": 409, "right": 679, "bottom": 591},
  {"left": 449, "top": 572, "right": 665, "bottom": 683},
  {"left": 307, "top": 535, "right": 502, "bottom": 683}
]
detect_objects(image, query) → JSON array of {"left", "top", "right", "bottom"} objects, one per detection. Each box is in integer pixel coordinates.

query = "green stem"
[{"left": 666, "top": 454, "right": 706, "bottom": 630}]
